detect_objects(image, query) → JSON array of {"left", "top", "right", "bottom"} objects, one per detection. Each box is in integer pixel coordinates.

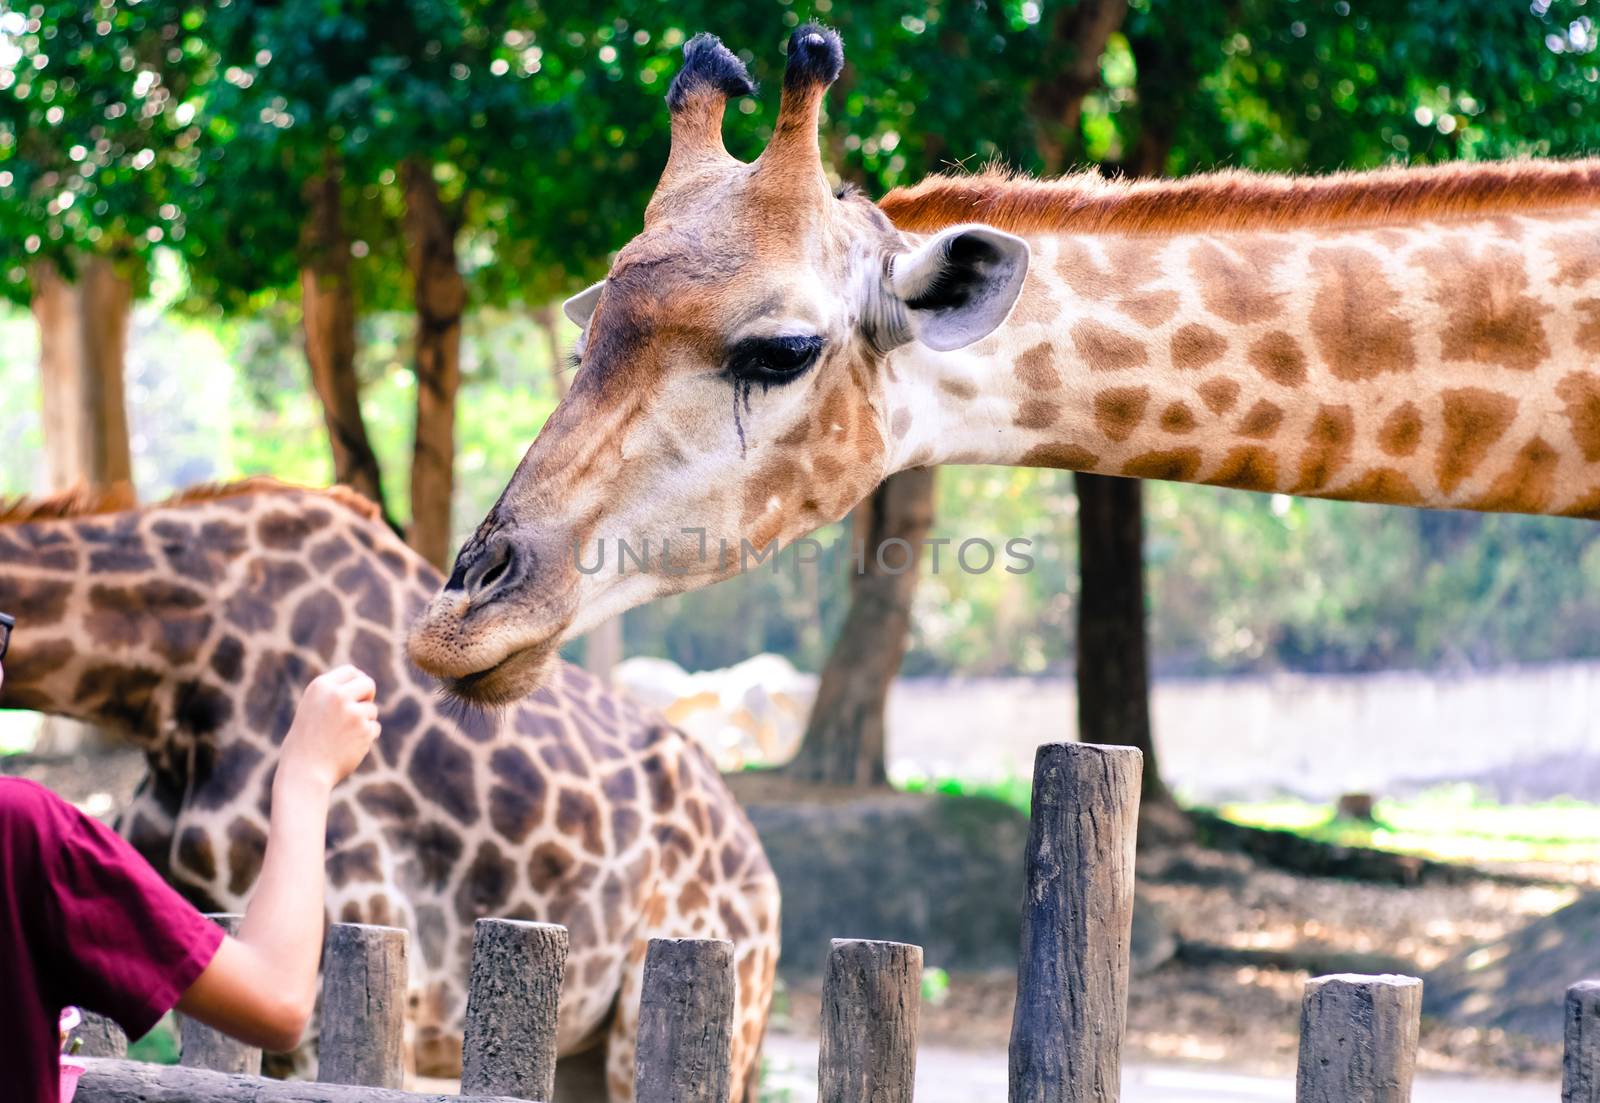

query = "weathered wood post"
[
  {"left": 179, "top": 914, "right": 261, "bottom": 1074},
  {"left": 1009, "top": 742, "right": 1142, "bottom": 1103},
  {"left": 1567, "top": 980, "right": 1600, "bottom": 1103},
  {"left": 317, "top": 923, "right": 408, "bottom": 1088},
  {"left": 1295, "top": 973, "right": 1422, "bottom": 1103},
  {"left": 635, "top": 938, "right": 736, "bottom": 1103},
  {"left": 460, "top": 919, "right": 570, "bottom": 1100},
  {"left": 818, "top": 938, "right": 923, "bottom": 1103}
]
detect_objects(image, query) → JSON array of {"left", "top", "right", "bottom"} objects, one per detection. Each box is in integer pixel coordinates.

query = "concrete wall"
[{"left": 886, "top": 662, "right": 1600, "bottom": 802}]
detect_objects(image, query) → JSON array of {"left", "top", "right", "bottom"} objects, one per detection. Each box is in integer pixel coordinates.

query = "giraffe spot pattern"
[
  {"left": 1209, "top": 446, "right": 1279, "bottom": 492},
  {"left": 329, "top": 842, "right": 382, "bottom": 889},
  {"left": 1378, "top": 403, "right": 1424, "bottom": 457},
  {"left": 0, "top": 578, "right": 71, "bottom": 625},
  {"left": 1015, "top": 342, "right": 1060, "bottom": 390},
  {"left": 1172, "top": 325, "right": 1228, "bottom": 372},
  {"left": 1292, "top": 405, "right": 1356, "bottom": 494},
  {"left": 1330, "top": 467, "right": 1423, "bottom": 506},
  {"left": 1014, "top": 399, "right": 1060, "bottom": 430},
  {"left": 1071, "top": 320, "right": 1149, "bottom": 372},
  {"left": 1196, "top": 378, "right": 1241, "bottom": 415},
  {"left": 1308, "top": 246, "right": 1417, "bottom": 381},
  {"left": 244, "top": 649, "right": 314, "bottom": 741},
  {"left": 487, "top": 745, "right": 547, "bottom": 843},
  {"left": 1556, "top": 372, "right": 1600, "bottom": 462},
  {"left": 1437, "top": 387, "right": 1518, "bottom": 495},
  {"left": 1237, "top": 400, "right": 1284, "bottom": 439},
  {"left": 1093, "top": 387, "right": 1152, "bottom": 443},
  {"left": 289, "top": 589, "right": 344, "bottom": 663},
  {"left": 178, "top": 826, "right": 217, "bottom": 882},
  {"left": 1190, "top": 238, "right": 1289, "bottom": 324},
  {"left": 174, "top": 679, "right": 234, "bottom": 737},
  {"left": 1159, "top": 402, "right": 1197, "bottom": 434},
  {"left": 1576, "top": 300, "right": 1600, "bottom": 354},
  {"left": 209, "top": 635, "right": 246, "bottom": 682},
  {"left": 1019, "top": 443, "right": 1100, "bottom": 470},
  {"left": 226, "top": 817, "right": 267, "bottom": 897},
  {"left": 1468, "top": 436, "right": 1561, "bottom": 513},
  {"left": 357, "top": 781, "right": 420, "bottom": 821},
  {"left": 403, "top": 821, "right": 466, "bottom": 894},
  {"left": 1548, "top": 229, "right": 1600, "bottom": 287},
  {"left": 409, "top": 727, "right": 481, "bottom": 825},
  {"left": 1248, "top": 331, "right": 1309, "bottom": 388},
  {"left": 557, "top": 788, "right": 606, "bottom": 858},
  {"left": 453, "top": 841, "right": 516, "bottom": 924},
  {"left": 1122, "top": 448, "right": 1203, "bottom": 482},
  {"left": 1419, "top": 237, "right": 1551, "bottom": 372}
]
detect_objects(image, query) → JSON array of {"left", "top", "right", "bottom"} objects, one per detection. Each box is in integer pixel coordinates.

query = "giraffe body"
[
  {"left": 406, "top": 25, "right": 1600, "bottom": 705},
  {"left": 0, "top": 480, "right": 778, "bottom": 1100}
]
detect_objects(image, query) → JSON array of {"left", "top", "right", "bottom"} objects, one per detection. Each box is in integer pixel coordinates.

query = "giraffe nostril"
[{"left": 463, "top": 537, "right": 521, "bottom": 601}]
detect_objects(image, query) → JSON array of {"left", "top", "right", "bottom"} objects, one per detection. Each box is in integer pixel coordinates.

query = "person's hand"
[{"left": 278, "top": 666, "right": 381, "bottom": 791}]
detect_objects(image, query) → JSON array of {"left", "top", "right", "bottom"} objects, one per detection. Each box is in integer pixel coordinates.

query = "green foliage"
[
  {"left": 4, "top": 1, "right": 1599, "bottom": 680},
  {"left": 0, "top": 1, "right": 211, "bottom": 300}
]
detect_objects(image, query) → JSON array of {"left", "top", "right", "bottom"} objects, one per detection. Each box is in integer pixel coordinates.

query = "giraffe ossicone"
[{"left": 410, "top": 22, "right": 1600, "bottom": 706}]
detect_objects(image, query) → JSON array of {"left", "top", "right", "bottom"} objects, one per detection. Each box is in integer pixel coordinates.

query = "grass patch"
[
  {"left": 897, "top": 773, "right": 1033, "bottom": 814},
  {"left": 899, "top": 772, "right": 1600, "bottom": 866},
  {"left": 1217, "top": 783, "right": 1600, "bottom": 865}
]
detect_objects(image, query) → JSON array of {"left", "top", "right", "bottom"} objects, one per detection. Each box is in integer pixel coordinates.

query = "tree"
[
  {"left": 1, "top": 1, "right": 209, "bottom": 493},
  {"left": 185, "top": 0, "right": 567, "bottom": 563}
]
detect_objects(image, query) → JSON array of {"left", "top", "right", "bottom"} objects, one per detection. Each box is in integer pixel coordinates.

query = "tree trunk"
[
  {"left": 1029, "top": 0, "right": 1131, "bottom": 174},
  {"left": 299, "top": 161, "right": 393, "bottom": 523},
  {"left": 531, "top": 302, "right": 569, "bottom": 399},
  {"left": 31, "top": 255, "right": 133, "bottom": 756},
  {"left": 1073, "top": 473, "right": 1176, "bottom": 813},
  {"left": 403, "top": 159, "right": 465, "bottom": 571},
  {"left": 583, "top": 617, "right": 623, "bottom": 682},
  {"left": 34, "top": 257, "right": 133, "bottom": 488},
  {"left": 783, "top": 468, "right": 937, "bottom": 786}
]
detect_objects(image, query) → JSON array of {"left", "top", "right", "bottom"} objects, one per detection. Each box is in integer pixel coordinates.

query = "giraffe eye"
[{"left": 727, "top": 335, "right": 824, "bottom": 386}]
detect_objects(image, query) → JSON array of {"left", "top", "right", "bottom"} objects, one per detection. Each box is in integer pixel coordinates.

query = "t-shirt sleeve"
[{"left": 34, "top": 784, "right": 225, "bottom": 1040}]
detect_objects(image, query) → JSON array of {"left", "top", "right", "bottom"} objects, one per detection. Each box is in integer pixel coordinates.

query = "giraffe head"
[{"left": 409, "top": 25, "right": 1030, "bottom": 702}]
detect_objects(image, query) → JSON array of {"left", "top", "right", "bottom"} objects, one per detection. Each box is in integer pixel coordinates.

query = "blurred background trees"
[{"left": 3, "top": 0, "right": 1599, "bottom": 784}]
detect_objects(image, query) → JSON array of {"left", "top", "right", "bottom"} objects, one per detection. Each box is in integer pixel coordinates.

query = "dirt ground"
[
  {"left": 8, "top": 747, "right": 1581, "bottom": 1082},
  {"left": 776, "top": 836, "right": 1576, "bottom": 1081}
]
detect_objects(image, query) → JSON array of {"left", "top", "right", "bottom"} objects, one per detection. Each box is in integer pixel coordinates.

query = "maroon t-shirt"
[{"left": 1, "top": 778, "right": 224, "bottom": 1103}]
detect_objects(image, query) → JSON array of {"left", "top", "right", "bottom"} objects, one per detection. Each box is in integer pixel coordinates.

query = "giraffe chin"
[{"left": 439, "top": 639, "right": 559, "bottom": 706}]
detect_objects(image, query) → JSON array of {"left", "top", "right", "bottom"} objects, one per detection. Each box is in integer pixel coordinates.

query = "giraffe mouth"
[{"left": 439, "top": 638, "right": 560, "bottom": 706}]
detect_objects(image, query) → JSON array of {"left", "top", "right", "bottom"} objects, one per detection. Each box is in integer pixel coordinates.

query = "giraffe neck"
[{"left": 886, "top": 210, "right": 1600, "bottom": 518}]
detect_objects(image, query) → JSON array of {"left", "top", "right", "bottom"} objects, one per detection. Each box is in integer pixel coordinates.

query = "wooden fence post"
[
  {"left": 1008, "top": 741, "right": 1142, "bottom": 1103},
  {"left": 1567, "top": 980, "right": 1600, "bottom": 1103},
  {"left": 818, "top": 938, "right": 922, "bottom": 1103},
  {"left": 461, "top": 919, "right": 569, "bottom": 1100},
  {"left": 1295, "top": 973, "right": 1421, "bottom": 1103},
  {"left": 180, "top": 914, "right": 261, "bottom": 1074},
  {"left": 634, "top": 938, "right": 735, "bottom": 1103},
  {"left": 317, "top": 923, "right": 408, "bottom": 1088}
]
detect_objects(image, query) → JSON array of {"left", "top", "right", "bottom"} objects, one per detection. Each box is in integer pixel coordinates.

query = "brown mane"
[
  {"left": 0, "top": 476, "right": 387, "bottom": 526},
  {"left": 878, "top": 157, "right": 1600, "bottom": 236}
]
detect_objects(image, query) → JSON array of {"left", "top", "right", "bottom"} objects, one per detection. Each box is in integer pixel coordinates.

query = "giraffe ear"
[
  {"left": 562, "top": 281, "right": 605, "bottom": 329},
  {"left": 889, "top": 226, "right": 1030, "bottom": 352}
]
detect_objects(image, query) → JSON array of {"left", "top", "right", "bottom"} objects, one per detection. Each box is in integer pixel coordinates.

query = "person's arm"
[{"left": 175, "top": 665, "right": 380, "bottom": 1051}]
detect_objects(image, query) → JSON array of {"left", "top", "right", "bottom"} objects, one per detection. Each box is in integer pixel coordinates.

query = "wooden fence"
[{"left": 72, "top": 743, "right": 1600, "bottom": 1102}]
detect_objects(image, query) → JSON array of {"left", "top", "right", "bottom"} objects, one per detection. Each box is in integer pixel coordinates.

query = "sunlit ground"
[
  {"left": 1218, "top": 784, "right": 1600, "bottom": 866},
  {"left": 899, "top": 772, "right": 1600, "bottom": 867}
]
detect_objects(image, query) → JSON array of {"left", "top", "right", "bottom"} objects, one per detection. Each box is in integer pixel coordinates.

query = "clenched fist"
[{"left": 279, "top": 665, "right": 382, "bottom": 791}]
